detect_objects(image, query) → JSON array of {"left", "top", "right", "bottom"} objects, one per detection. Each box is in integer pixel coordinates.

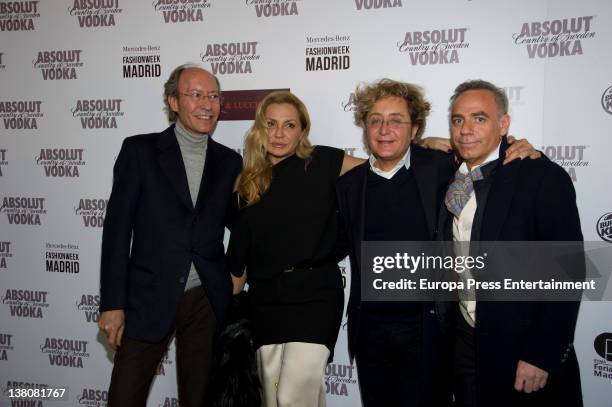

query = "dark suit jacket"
[
  {"left": 438, "top": 140, "right": 583, "bottom": 406},
  {"left": 99, "top": 125, "right": 242, "bottom": 343},
  {"left": 336, "top": 144, "right": 456, "bottom": 405}
]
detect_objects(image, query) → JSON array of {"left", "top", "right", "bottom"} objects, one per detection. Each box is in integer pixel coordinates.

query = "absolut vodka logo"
[
  {"left": 397, "top": 28, "right": 469, "bottom": 65},
  {"left": 35, "top": 148, "right": 85, "bottom": 178},
  {"left": 0, "top": 241, "right": 12, "bottom": 270},
  {"left": 32, "top": 50, "right": 84, "bottom": 80},
  {"left": 40, "top": 337, "right": 90, "bottom": 369},
  {"left": 77, "top": 387, "right": 108, "bottom": 406},
  {"left": 152, "top": 0, "right": 211, "bottom": 24},
  {"left": 75, "top": 198, "right": 108, "bottom": 227},
  {"left": 69, "top": 0, "right": 122, "bottom": 28},
  {"left": 201, "top": 41, "right": 260, "bottom": 75},
  {"left": 76, "top": 294, "right": 100, "bottom": 324},
  {"left": 0, "top": 333, "right": 14, "bottom": 361},
  {"left": 0, "top": 101, "right": 43, "bottom": 130},
  {"left": 68, "top": 0, "right": 119, "bottom": 27},
  {"left": 512, "top": 16, "right": 595, "bottom": 59},
  {"left": 247, "top": 0, "right": 299, "bottom": 17},
  {"left": 2, "top": 288, "right": 49, "bottom": 319},
  {"left": 0, "top": 1, "right": 40, "bottom": 31},
  {"left": 325, "top": 363, "right": 357, "bottom": 397},
  {"left": 71, "top": 99, "right": 124, "bottom": 129},
  {"left": 354, "top": 0, "right": 401, "bottom": 10},
  {"left": 540, "top": 145, "right": 589, "bottom": 182},
  {"left": 0, "top": 197, "right": 47, "bottom": 226}
]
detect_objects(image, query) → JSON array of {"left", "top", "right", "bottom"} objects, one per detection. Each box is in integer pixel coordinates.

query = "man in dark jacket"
[
  {"left": 336, "top": 79, "right": 538, "bottom": 406},
  {"left": 440, "top": 79, "right": 583, "bottom": 407},
  {"left": 98, "top": 64, "right": 241, "bottom": 407}
]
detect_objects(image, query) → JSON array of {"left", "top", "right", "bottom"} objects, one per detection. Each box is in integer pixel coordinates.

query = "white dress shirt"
[
  {"left": 368, "top": 148, "right": 411, "bottom": 179},
  {"left": 453, "top": 143, "right": 500, "bottom": 327}
]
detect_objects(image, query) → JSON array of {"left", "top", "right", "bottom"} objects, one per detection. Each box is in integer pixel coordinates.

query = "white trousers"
[{"left": 257, "top": 342, "right": 330, "bottom": 407}]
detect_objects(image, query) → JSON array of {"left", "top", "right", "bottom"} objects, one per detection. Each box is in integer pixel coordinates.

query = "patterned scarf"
[{"left": 445, "top": 167, "right": 484, "bottom": 217}]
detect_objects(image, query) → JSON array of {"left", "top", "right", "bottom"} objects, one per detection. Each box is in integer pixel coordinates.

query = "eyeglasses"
[
  {"left": 366, "top": 116, "right": 411, "bottom": 129},
  {"left": 180, "top": 91, "right": 221, "bottom": 103}
]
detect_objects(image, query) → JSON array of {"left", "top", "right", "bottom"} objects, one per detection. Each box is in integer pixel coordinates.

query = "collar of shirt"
[
  {"left": 368, "top": 148, "right": 411, "bottom": 179},
  {"left": 457, "top": 141, "right": 501, "bottom": 175}
]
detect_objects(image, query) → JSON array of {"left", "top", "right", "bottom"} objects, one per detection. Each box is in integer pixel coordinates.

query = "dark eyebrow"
[{"left": 471, "top": 111, "right": 490, "bottom": 118}]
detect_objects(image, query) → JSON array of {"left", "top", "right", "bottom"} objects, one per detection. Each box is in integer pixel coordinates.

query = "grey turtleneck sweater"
[{"left": 174, "top": 120, "right": 208, "bottom": 290}]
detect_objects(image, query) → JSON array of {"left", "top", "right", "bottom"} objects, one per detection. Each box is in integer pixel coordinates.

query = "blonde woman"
[{"left": 227, "top": 91, "right": 362, "bottom": 407}]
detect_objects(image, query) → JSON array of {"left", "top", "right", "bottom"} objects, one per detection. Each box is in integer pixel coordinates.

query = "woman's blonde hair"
[{"left": 238, "top": 91, "right": 314, "bottom": 206}]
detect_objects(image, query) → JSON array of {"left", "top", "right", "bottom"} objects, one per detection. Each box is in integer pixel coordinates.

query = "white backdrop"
[{"left": 1, "top": 1, "right": 612, "bottom": 406}]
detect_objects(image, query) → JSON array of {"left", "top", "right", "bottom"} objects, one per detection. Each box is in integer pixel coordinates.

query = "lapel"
[
  {"left": 478, "top": 158, "right": 521, "bottom": 241},
  {"left": 344, "top": 163, "right": 369, "bottom": 262},
  {"left": 411, "top": 145, "right": 440, "bottom": 239},
  {"left": 194, "top": 137, "right": 219, "bottom": 213},
  {"left": 156, "top": 125, "right": 193, "bottom": 211},
  {"left": 437, "top": 200, "right": 454, "bottom": 242}
]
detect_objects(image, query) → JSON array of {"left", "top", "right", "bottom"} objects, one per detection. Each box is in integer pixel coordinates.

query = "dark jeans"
[
  {"left": 355, "top": 314, "right": 422, "bottom": 407},
  {"left": 108, "top": 286, "right": 216, "bottom": 407}
]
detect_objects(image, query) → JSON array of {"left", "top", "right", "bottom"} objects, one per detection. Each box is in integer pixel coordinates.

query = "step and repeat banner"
[{"left": 1, "top": 1, "right": 612, "bottom": 406}]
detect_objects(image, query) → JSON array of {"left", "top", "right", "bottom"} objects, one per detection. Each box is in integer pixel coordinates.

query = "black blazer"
[
  {"left": 99, "top": 125, "right": 242, "bottom": 343},
  {"left": 438, "top": 141, "right": 584, "bottom": 406},
  {"left": 336, "top": 144, "right": 456, "bottom": 405}
]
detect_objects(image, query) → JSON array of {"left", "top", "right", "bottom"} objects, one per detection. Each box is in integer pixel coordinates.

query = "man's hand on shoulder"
[
  {"left": 514, "top": 360, "right": 549, "bottom": 393},
  {"left": 99, "top": 309, "right": 125, "bottom": 351},
  {"left": 503, "top": 135, "right": 541, "bottom": 164},
  {"left": 415, "top": 137, "right": 452, "bottom": 153},
  {"left": 417, "top": 135, "right": 541, "bottom": 164}
]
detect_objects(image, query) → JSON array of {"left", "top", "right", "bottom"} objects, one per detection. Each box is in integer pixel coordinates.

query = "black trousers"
[
  {"left": 453, "top": 315, "right": 477, "bottom": 407},
  {"left": 108, "top": 286, "right": 217, "bottom": 407},
  {"left": 355, "top": 314, "right": 422, "bottom": 407},
  {"left": 452, "top": 314, "right": 583, "bottom": 407}
]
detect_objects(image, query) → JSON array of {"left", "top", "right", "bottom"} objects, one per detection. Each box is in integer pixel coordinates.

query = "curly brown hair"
[{"left": 353, "top": 79, "right": 430, "bottom": 151}]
